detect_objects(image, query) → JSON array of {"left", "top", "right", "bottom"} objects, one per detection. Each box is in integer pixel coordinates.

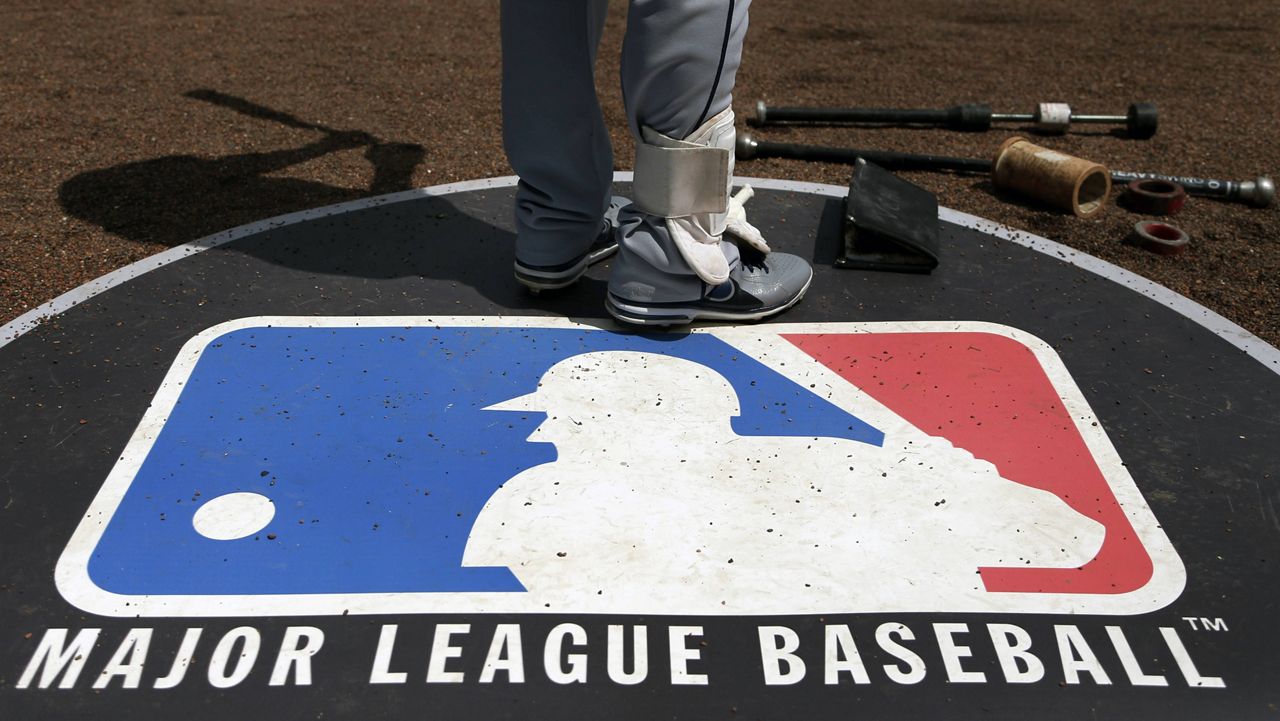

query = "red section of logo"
[{"left": 785, "top": 331, "right": 1154, "bottom": 595}]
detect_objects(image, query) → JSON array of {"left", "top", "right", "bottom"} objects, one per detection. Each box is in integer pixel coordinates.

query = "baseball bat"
[
  {"left": 736, "top": 133, "right": 1274, "bottom": 208},
  {"left": 751, "top": 100, "right": 1159, "bottom": 138},
  {"left": 750, "top": 100, "right": 995, "bottom": 132},
  {"left": 1109, "top": 171, "right": 1274, "bottom": 208},
  {"left": 735, "top": 134, "right": 990, "bottom": 174}
]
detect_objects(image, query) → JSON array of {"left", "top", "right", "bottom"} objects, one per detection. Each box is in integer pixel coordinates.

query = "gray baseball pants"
[{"left": 501, "top": 0, "right": 750, "bottom": 296}]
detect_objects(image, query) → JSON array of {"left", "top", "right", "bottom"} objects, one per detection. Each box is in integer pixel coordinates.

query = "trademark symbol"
[{"left": 1182, "top": 617, "right": 1228, "bottom": 632}]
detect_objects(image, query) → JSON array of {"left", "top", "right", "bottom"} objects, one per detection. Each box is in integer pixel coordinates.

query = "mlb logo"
[{"left": 57, "top": 317, "right": 1184, "bottom": 617}]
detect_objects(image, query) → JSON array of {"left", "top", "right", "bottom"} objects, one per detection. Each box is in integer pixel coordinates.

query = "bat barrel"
[
  {"left": 752, "top": 101, "right": 993, "bottom": 131},
  {"left": 736, "top": 133, "right": 991, "bottom": 173}
]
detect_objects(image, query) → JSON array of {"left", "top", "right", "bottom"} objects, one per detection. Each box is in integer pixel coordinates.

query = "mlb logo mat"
[{"left": 56, "top": 317, "right": 1184, "bottom": 617}]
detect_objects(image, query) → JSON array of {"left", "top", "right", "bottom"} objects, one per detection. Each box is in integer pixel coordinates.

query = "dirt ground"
[{"left": 2, "top": 0, "right": 1276, "bottom": 345}]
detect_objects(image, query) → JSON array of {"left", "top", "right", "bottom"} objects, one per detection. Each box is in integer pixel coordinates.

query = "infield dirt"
[{"left": 1, "top": 0, "right": 1276, "bottom": 344}]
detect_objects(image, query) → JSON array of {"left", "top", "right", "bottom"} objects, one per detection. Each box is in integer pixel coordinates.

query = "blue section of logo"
[{"left": 88, "top": 326, "right": 883, "bottom": 596}]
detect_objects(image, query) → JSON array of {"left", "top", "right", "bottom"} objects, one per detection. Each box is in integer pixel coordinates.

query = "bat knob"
[{"left": 1244, "top": 176, "right": 1276, "bottom": 208}]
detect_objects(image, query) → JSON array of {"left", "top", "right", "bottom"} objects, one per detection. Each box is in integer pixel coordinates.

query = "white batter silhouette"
[{"left": 462, "top": 351, "right": 1104, "bottom": 614}]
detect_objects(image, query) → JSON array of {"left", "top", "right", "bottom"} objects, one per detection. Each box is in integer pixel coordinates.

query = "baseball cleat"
[
  {"left": 605, "top": 252, "right": 813, "bottom": 326},
  {"left": 514, "top": 196, "right": 629, "bottom": 292}
]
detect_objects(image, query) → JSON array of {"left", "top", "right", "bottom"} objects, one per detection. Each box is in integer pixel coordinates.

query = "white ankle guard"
[
  {"left": 633, "top": 132, "right": 730, "bottom": 218},
  {"left": 632, "top": 108, "right": 738, "bottom": 284}
]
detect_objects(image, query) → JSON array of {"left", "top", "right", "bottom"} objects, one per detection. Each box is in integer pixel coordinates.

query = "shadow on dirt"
[
  {"left": 55, "top": 90, "right": 563, "bottom": 308},
  {"left": 59, "top": 89, "right": 434, "bottom": 250}
]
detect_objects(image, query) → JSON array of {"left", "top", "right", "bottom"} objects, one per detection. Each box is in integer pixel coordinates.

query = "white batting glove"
[{"left": 725, "top": 185, "right": 771, "bottom": 255}]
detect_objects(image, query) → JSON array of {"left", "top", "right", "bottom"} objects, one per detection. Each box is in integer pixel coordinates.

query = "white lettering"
[
  {"left": 933, "top": 623, "right": 985, "bottom": 683},
  {"left": 1160, "top": 627, "right": 1225, "bottom": 688},
  {"left": 758, "top": 626, "right": 806, "bottom": 685},
  {"left": 16, "top": 621, "right": 1222, "bottom": 692},
  {"left": 544, "top": 623, "right": 588, "bottom": 684},
  {"left": 427, "top": 624, "right": 470, "bottom": 683},
  {"left": 1055, "top": 625, "right": 1111, "bottom": 685},
  {"left": 668, "top": 626, "right": 708, "bottom": 685},
  {"left": 824, "top": 625, "right": 870, "bottom": 685},
  {"left": 207, "top": 627, "right": 261, "bottom": 689},
  {"left": 1105, "top": 626, "right": 1167, "bottom": 687},
  {"left": 480, "top": 624, "right": 525, "bottom": 684},
  {"left": 93, "top": 628, "right": 153, "bottom": 689},
  {"left": 988, "top": 623, "right": 1044, "bottom": 683},
  {"left": 876, "top": 623, "right": 925, "bottom": 685},
  {"left": 154, "top": 628, "right": 203, "bottom": 690},
  {"left": 269, "top": 626, "right": 324, "bottom": 686},
  {"left": 606, "top": 625, "right": 648, "bottom": 685},
  {"left": 369, "top": 624, "right": 408, "bottom": 684},
  {"left": 16, "top": 628, "right": 101, "bottom": 690}
]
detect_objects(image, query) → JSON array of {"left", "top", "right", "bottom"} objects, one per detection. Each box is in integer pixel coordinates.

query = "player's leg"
[
  {"left": 607, "top": 0, "right": 812, "bottom": 325},
  {"left": 500, "top": 0, "right": 622, "bottom": 291}
]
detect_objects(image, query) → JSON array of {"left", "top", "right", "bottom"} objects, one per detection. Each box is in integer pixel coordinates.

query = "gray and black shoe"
[
  {"left": 514, "top": 196, "right": 629, "bottom": 292},
  {"left": 605, "top": 252, "right": 813, "bottom": 326}
]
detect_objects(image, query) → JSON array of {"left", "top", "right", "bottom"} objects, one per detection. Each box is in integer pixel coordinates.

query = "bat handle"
[
  {"left": 1113, "top": 171, "right": 1275, "bottom": 208},
  {"left": 737, "top": 133, "right": 991, "bottom": 174}
]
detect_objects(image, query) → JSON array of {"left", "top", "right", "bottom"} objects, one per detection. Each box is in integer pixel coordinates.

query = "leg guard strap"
[{"left": 632, "top": 130, "right": 731, "bottom": 218}]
